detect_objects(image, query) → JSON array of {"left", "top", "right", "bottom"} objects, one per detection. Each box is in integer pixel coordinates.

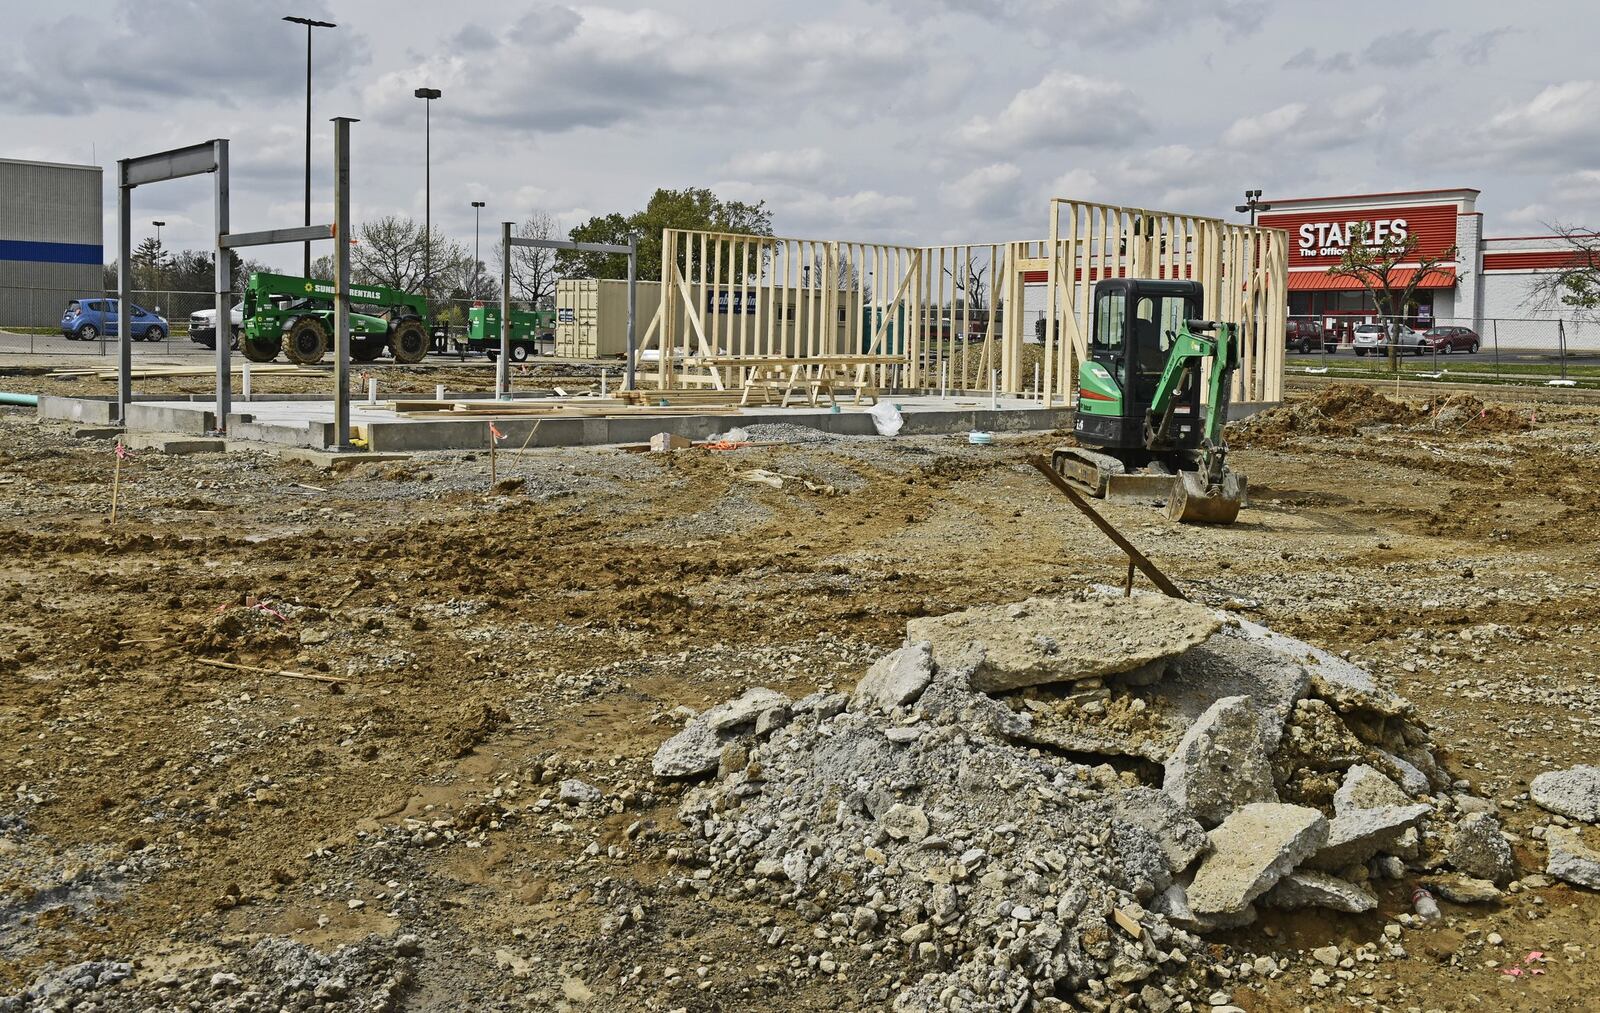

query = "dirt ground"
[{"left": 2, "top": 375, "right": 1599, "bottom": 1011}]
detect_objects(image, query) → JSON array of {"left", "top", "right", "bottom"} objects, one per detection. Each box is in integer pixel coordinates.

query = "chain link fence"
[
  {"left": 1281, "top": 314, "right": 1599, "bottom": 386},
  {"left": 1, "top": 286, "right": 225, "bottom": 356}
]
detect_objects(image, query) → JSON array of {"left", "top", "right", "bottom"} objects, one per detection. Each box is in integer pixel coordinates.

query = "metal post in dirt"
[
  {"left": 1559, "top": 319, "right": 1570, "bottom": 382},
  {"left": 498, "top": 221, "right": 512, "bottom": 399},
  {"left": 1493, "top": 319, "right": 1500, "bottom": 381}
]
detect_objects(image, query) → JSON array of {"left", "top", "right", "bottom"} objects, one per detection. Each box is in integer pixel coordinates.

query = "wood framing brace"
[{"left": 642, "top": 201, "right": 1288, "bottom": 404}]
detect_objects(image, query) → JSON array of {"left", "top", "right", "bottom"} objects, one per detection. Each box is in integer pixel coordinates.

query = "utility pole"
[{"left": 284, "top": 15, "right": 336, "bottom": 277}]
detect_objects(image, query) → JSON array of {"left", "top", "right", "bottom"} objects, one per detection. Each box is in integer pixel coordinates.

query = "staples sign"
[{"left": 1296, "top": 219, "right": 1409, "bottom": 258}]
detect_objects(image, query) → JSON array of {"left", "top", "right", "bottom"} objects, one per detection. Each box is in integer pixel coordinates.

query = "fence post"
[
  {"left": 1492, "top": 319, "right": 1500, "bottom": 381},
  {"left": 1558, "top": 319, "right": 1569, "bottom": 382}
]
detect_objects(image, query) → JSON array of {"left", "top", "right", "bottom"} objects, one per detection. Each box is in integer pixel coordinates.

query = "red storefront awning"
[{"left": 1287, "top": 267, "right": 1456, "bottom": 291}]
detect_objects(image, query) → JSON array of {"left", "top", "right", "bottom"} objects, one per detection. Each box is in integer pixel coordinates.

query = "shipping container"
[{"left": 555, "top": 278, "right": 662, "bottom": 359}]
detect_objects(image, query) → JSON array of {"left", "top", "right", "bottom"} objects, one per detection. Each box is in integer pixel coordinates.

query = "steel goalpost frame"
[
  {"left": 498, "top": 231, "right": 638, "bottom": 397},
  {"left": 115, "top": 118, "right": 359, "bottom": 446}
]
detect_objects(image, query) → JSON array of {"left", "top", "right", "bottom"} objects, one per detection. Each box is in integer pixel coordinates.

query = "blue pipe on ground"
[{"left": 0, "top": 392, "right": 39, "bottom": 407}]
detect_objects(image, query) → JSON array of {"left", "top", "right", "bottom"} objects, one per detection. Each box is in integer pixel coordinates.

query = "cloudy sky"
[{"left": 4, "top": 0, "right": 1597, "bottom": 269}]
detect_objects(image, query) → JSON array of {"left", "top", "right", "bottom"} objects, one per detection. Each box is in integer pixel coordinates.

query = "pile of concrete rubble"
[{"left": 651, "top": 591, "right": 1579, "bottom": 1011}]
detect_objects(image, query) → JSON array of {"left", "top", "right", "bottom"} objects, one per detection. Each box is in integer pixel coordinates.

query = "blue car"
[{"left": 60, "top": 298, "right": 169, "bottom": 342}]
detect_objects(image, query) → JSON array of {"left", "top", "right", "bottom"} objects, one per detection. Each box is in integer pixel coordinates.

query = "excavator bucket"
[{"left": 1168, "top": 469, "right": 1246, "bottom": 525}]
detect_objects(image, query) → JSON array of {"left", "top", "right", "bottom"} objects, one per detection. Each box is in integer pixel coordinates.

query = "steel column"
[
  {"left": 333, "top": 117, "right": 355, "bottom": 448},
  {"left": 116, "top": 169, "right": 132, "bottom": 422},
  {"left": 626, "top": 234, "right": 638, "bottom": 391},
  {"left": 213, "top": 139, "right": 231, "bottom": 426},
  {"left": 499, "top": 221, "right": 512, "bottom": 398}
]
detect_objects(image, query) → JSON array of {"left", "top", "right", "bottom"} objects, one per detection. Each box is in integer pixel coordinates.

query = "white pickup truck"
[{"left": 188, "top": 304, "right": 245, "bottom": 349}]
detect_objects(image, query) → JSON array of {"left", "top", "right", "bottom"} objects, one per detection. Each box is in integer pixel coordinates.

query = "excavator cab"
[
  {"left": 1055, "top": 278, "right": 1246, "bottom": 524},
  {"left": 1076, "top": 278, "right": 1204, "bottom": 453}
]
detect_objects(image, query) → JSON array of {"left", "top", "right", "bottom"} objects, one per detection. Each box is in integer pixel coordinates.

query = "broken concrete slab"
[
  {"left": 1426, "top": 874, "right": 1504, "bottom": 905},
  {"left": 1305, "top": 804, "right": 1430, "bottom": 871},
  {"left": 1446, "top": 812, "right": 1515, "bottom": 884},
  {"left": 1187, "top": 803, "right": 1328, "bottom": 917},
  {"left": 1154, "top": 882, "right": 1257, "bottom": 933},
  {"left": 1374, "top": 750, "right": 1430, "bottom": 796},
  {"left": 1333, "top": 764, "right": 1413, "bottom": 814},
  {"left": 1110, "top": 787, "right": 1211, "bottom": 875},
  {"left": 1163, "top": 695, "right": 1278, "bottom": 828},
  {"left": 906, "top": 595, "right": 1222, "bottom": 693},
  {"left": 1263, "top": 870, "right": 1377, "bottom": 913},
  {"left": 652, "top": 688, "right": 792, "bottom": 779},
  {"left": 704, "top": 687, "right": 791, "bottom": 732},
  {"left": 852, "top": 641, "right": 933, "bottom": 711},
  {"left": 1530, "top": 765, "right": 1600, "bottom": 824},
  {"left": 1130, "top": 620, "right": 1316, "bottom": 756},
  {"left": 1545, "top": 827, "right": 1600, "bottom": 890}
]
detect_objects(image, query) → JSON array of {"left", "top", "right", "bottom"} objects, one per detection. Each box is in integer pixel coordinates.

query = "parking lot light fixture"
[
  {"left": 1235, "top": 188, "right": 1272, "bottom": 226},
  {"left": 284, "top": 16, "right": 337, "bottom": 276},
  {"left": 414, "top": 88, "right": 442, "bottom": 306}
]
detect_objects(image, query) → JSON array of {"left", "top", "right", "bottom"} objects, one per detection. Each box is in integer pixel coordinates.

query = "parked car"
[
  {"left": 1284, "top": 319, "right": 1324, "bottom": 353},
  {"left": 1350, "top": 322, "right": 1425, "bottom": 356},
  {"left": 189, "top": 304, "right": 245, "bottom": 350},
  {"left": 1418, "top": 325, "right": 1481, "bottom": 354},
  {"left": 60, "top": 298, "right": 168, "bottom": 342}
]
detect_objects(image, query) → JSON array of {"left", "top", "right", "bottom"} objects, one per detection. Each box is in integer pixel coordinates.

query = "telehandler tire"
[
  {"left": 241, "top": 335, "right": 282, "bottom": 363},
  {"left": 389, "top": 320, "right": 429, "bottom": 364},
  {"left": 283, "top": 317, "right": 329, "bottom": 365}
]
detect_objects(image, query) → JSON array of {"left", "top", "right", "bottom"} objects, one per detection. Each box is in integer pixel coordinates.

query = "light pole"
[
  {"left": 471, "top": 200, "right": 486, "bottom": 298},
  {"left": 1235, "top": 188, "right": 1272, "bottom": 226},
  {"left": 151, "top": 220, "right": 165, "bottom": 247},
  {"left": 414, "top": 87, "right": 441, "bottom": 307},
  {"left": 283, "top": 16, "right": 336, "bottom": 278}
]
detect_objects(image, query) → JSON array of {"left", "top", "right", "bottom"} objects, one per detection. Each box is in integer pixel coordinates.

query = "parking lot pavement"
[{"left": 0, "top": 328, "right": 214, "bottom": 359}]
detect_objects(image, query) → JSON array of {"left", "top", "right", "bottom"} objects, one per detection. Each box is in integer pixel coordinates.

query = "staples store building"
[{"left": 1257, "top": 187, "right": 1576, "bottom": 336}]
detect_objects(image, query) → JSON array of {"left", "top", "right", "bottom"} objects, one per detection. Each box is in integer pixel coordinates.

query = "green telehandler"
[
  {"left": 1051, "top": 278, "right": 1247, "bottom": 525},
  {"left": 238, "top": 272, "right": 432, "bottom": 366}
]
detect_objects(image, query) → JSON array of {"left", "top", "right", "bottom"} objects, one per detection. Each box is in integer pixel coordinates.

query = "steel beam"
[
  {"left": 221, "top": 224, "right": 334, "bottom": 249},
  {"left": 507, "top": 237, "right": 631, "bottom": 255},
  {"left": 121, "top": 141, "right": 220, "bottom": 187}
]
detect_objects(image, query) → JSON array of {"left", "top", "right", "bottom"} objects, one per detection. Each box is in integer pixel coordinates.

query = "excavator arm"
[{"left": 1146, "top": 319, "right": 1244, "bottom": 523}]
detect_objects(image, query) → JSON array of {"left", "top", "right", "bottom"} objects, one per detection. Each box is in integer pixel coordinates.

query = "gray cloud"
[
  {"left": 0, "top": 0, "right": 369, "bottom": 115},
  {"left": 887, "top": 0, "right": 1266, "bottom": 43}
]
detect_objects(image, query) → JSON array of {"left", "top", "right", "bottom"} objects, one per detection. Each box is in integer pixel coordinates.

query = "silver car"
[{"left": 1351, "top": 322, "right": 1420, "bottom": 356}]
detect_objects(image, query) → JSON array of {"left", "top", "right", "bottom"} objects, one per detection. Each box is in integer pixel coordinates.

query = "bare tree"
[
  {"left": 1528, "top": 223, "right": 1600, "bottom": 322},
  {"left": 500, "top": 212, "right": 560, "bottom": 307},
  {"left": 1328, "top": 221, "right": 1456, "bottom": 367},
  {"left": 351, "top": 215, "right": 468, "bottom": 302}
]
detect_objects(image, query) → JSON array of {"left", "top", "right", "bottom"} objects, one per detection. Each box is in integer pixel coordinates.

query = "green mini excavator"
[{"left": 1051, "top": 278, "right": 1247, "bottom": 524}]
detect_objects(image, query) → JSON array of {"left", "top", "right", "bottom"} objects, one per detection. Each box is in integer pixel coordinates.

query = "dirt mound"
[
  {"left": 1234, "top": 385, "right": 1426, "bottom": 446},
  {"left": 1420, "top": 393, "right": 1534, "bottom": 434}
]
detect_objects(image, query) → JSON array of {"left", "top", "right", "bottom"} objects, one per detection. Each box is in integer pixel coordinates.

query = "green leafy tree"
[
  {"left": 558, "top": 188, "right": 773, "bottom": 281},
  {"left": 1327, "top": 221, "right": 1456, "bottom": 368}
]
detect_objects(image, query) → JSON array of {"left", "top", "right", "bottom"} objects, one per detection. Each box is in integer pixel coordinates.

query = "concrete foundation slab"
[
  {"left": 37, "top": 392, "right": 1278, "bottom": 454},
  {"left": 124, "top": 434, "right": 227, "bottom": 455},
  {"left": 266, "top": 447, "right": 413, "bottom": 471}
]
